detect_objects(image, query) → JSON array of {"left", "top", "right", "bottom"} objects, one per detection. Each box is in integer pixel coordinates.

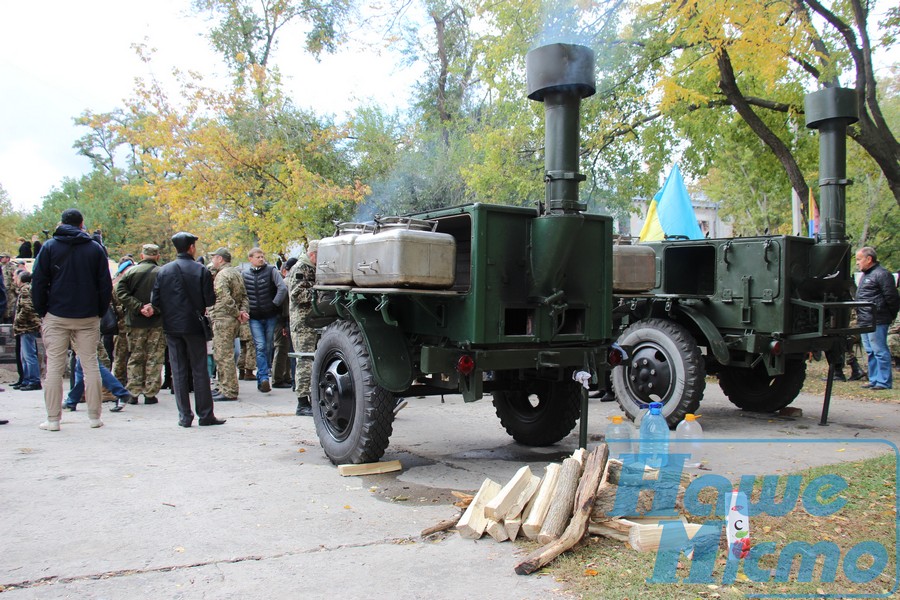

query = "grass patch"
[
  {"left": 547, "top": 453, "right": 898, "bottom": 599},
  {"left": 803, "top": 359, "right": 900, "bottom": 404}
]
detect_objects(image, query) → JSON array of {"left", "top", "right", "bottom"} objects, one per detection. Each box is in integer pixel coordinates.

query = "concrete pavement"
[{"left": 1, "top": 373, "right": 898, "bottom": 598}]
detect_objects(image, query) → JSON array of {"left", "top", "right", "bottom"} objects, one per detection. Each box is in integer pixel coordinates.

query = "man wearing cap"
[
  {"left": 208, "top": 247, "right": 249, "bottom": 402},
  {"left": 149, "top": 232, "right": 224, "bottom": 427},
  {"left": 287, "top": 240, "right": 319, "bottom": 416},
  {"left": 116, "top": 244, "right": 165, "bottom": 406},
  {"left": 31, "top": 208, "right": 112, "bottom": 431}
]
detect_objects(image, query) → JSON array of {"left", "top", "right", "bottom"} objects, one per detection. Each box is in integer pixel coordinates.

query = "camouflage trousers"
[
  {"left": 212, "top": 318, "right": 241, "bottom": 398},
  {"left": 290, "top": 323, "right": 318, "bottom": 398},
  {"left": 112, "top": 331, "right": 129, "bottom": 385},
  {"left": 126, "top": 326, "right": 166, "bottom": 397},
  {"left": 239, "top": 322, "right": 256, "bottom": 371},
  {"left": 889, "top": 332, "right": 900, "bottom": 363}
]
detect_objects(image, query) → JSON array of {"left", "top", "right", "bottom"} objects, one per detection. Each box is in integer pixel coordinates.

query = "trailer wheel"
[
  {"left": 719, "top": 359, "right": 806, "bottom": 413},
  {"left": 311, "top": 320, "right": 395, "bottom": 465},
  {"left": 492, "top": 379, "right": 580, "bottom": 446},
  {"left": 612, "top": 318, "right": 705, "bottom": 427}
]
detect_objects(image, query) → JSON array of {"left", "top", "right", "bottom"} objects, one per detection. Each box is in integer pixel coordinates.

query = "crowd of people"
[
  {"left": 1, "top": 208, "right": 320, "bottom": 430},
  {"left": 1, "top": 209, "right": 898, "bottom": 430}
]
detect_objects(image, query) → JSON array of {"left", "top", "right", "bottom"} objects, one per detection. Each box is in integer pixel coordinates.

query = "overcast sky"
[{"left": 0, "top": 0, "right": 421, "bottom": 212}]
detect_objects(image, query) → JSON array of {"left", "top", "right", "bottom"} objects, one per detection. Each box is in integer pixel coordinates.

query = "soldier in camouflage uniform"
[
  {"left": 115, "top": 244, "right": 165, "bottom": 404},
  {"left": 287, "top": 240, "right": 318, "bottom": 416},
  {"left": 889, "top": 305, "right": 900, "bottom": 371},
  {"left": 1, "top": 254, "right": 15, "bottom": 323},
  {"left": 208, "top": 248, "right": 249, "bottom": 401},
  {"left": 13, "top": 271, "right": 42, "bottom": 390},
  {"left": 111, "top": 259, "right": 135, "bottom": 385},
  {"left": 238, "top": 323, "right": 256, "bottom": 379}
]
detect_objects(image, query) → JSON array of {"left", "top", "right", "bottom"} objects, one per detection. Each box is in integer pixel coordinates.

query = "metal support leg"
[
  {"left": 819, "top": 362, "right": 836, "bottom": 426},
  {"left": 579, "top": 385, "right": 589, "bottom": 449}
]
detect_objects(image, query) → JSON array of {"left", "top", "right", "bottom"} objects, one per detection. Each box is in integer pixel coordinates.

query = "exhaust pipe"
[{"left": 804, "top": 88, "right": 858, "bottom": 244}]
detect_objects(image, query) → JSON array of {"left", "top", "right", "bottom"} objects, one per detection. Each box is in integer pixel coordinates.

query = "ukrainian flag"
[{"left": 638, "top": 164, "right": 704, "bottom": 242}]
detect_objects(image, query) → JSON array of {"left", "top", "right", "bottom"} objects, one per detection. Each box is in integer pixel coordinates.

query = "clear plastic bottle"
[
  {"left": 639, "top": 402, "right": 669, "bottom": 468},
  {"left": 675, "top": 413, "right": 704, "bottom": 468},
  {"left": 605, "top": 415, "right": 634, "bottom": 459}
]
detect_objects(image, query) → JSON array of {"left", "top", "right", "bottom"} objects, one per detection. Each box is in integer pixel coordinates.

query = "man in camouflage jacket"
[
  {"left": 14, "top": 271, "right": 42, "bottom": 389},
  {"left": 287, "top": 240, "right": 318, "bottom": 416},
  {"left": 115, "top": 244, "right": 165, "bottom": 404},
  {"left": 1, "top": 254, "right": 15, "bottom": 322},
  {"left": 209, "top": 248, "right": 249, "bottom": 401}
]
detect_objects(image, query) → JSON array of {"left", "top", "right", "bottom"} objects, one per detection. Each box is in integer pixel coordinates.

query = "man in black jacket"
[
  {"left": 31, "top": 208, "right": 112, "bottom": 431},
  {"left": 149, "top": 232, "right": 224, "bottom": 427},
  {"left": 855, "top": 246, "right": 900, "bottom": 390},
  {"left": 242, "top": 248, "right": 287, "bottom": 393}
]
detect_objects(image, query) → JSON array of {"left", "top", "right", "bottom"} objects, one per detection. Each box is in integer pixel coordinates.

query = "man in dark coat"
[
  {"left": 149, "top": 232, "right": 224, "bottom": 427},
  {"left": 855, "top": 246, "right": 900, "bottom": 390},
  {"left": 31, "top": 208, "right": 112, "bottom": 430}
]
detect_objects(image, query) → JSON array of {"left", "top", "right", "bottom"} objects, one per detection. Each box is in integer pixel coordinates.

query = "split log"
[
  {"left": 484, "top": 465, "right": 534, "bottom": 520},
  {"left": 457, "top": 478, "right": 502, "bottom": 539},
  {"left": 515, "top": 445, "right": 609, "bottom": 575},
  {"left": 522, "top": 464, "right": 562, "bottom": 540},
  {"left": 485, "top": 519, "right": 509, "bottom": 542},
  {"left": 503, "top": 474, "right": 540, "bottom": 520},
  {"left": 587, "top": 518, "right": 637, "bottom": 542},
  {"left": 337, "top": 459, "right": 402, "bottom": 476},
  {"left": 537, "top": 456, "right": 586, "bottom": 544},
  {"left": 504, "top": 517, "right": 522, "bottom": 541},
  {"left": 421, "top": 514, "right": 461, "bottom": 537},
  {"left": 629, "top": 522, "right": 703, "bottom": 552}
]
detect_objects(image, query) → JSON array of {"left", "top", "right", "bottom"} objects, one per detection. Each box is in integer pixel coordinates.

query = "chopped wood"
[
  {"left": 504, "top": 517, "right": 522, "bottom": 541},
  {"left": 522, "top": 464, "right": 562, "bottom": 540},
  {"left": 457, "top": 478, "right": 502, "bottom": 539},
  {"left": 500, "top": 474, "right": 540, "bottom": 521},
  {"left": 337, "top": 460, "right": 402, "bottom": 476},
  {"left": 421, "top": 514, "right": 461, "bottom": 537},
  {"left": 537, "top": 456, "right": 586, "bottom": 544},
  {"left": 571, "top": 447, "right": 586, "bottom": 466},
  {"left": 591, "top": 479, "right": 656, "bottom": 520},
  {"left": 484, "top": 465, "right": 534, "bottom": 520},
  {"left": 629, "top": 522, "right": 703, "bottom": 552},
  {"left": 451, "top": 491, "right": 475, "bottom": 509},
  {"left": 515, "top": 445, "right": 609, "bottom": 575},
  {"left": 485, "top": 519, "right": 509, "bottom": 542},
  {"left": 588, "top": 518, "right": 637, "bottom": 542}
]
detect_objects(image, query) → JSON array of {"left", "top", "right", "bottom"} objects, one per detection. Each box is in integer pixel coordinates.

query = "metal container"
[
  {"left": 612, "top": 243, "right": 656, "bottom": 292},
  {"left": 352, "top": 217, "right": 456, "bottom": 288},
  {"left": 316, "top": 223, "right": 372, "bottom": 285}
]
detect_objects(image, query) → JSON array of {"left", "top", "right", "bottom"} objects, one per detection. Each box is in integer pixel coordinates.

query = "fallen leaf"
[
  {"left": 297, "top": 448, "right": 306, "bottom": 453},
  {"left": 174, "top": 546, "right": 185, "bottom": 553},
  {"left": 836, "top": 448, "right": 846, "bottom": 452},
  {"left": 343, "top": 505, "right": 352, "bottom": 509},
  {"left": 584, "top": 569, "right": 599, "bottom": 576}
]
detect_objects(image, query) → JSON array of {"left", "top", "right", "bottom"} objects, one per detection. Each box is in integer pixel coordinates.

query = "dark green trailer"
[
  {"left": 310, "top": 44, "right": 618, "bottom": 465},
  {"left": 610, "top": 87, "right": 872, "bottom": 426}
]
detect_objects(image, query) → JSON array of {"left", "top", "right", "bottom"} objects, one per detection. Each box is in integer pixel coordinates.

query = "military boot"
[
  {"left": 296, "top": 396, "right": 313, "bottom": 417},
  {"left": 847, "top": 356, "right": 866, "bottom": 381}
]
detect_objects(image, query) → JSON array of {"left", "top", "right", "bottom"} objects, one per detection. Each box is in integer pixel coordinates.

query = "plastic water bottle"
[
  {"left": 675, "top": 413, "right": 704, "bottom": 468},
  {"left": 639, "top": 402, "right": 669, "bottom": 468},
  {"left": 605, "top": 415, "right": 634, "bottom": 459}
]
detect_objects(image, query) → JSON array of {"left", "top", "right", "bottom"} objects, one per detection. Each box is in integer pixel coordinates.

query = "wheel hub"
[
  {"left": 318, "top": 355, "right": 355, "bottom": 441},
  {"left": 627, "top": 345, "right": 673, "bottom": 404}
]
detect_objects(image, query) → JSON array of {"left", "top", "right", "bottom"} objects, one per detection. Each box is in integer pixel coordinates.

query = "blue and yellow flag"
[{"left": 638, "top": 164, "right": 704, "bottom": 242}]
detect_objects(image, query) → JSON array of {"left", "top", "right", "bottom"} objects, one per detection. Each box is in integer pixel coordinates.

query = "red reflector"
[
  {"left": 770, "top": 340, "right": 783, "bottom": 356},
  {"left": 608, "top": 347, "right": 624, "bottom": 367},
  {"left": 456, "top": 355, "right": 475, "bottom": 375}
]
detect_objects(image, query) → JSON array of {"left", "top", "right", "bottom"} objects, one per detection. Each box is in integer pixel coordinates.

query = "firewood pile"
[{"left": 420, "top": 444, "right": 696, "bottom": 575}]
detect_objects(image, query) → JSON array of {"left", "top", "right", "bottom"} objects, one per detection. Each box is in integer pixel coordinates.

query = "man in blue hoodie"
[{"left": 31, "top": 208, "right": 112, "bottom": 431}]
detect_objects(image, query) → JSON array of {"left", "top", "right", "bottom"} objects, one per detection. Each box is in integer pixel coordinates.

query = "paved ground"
[{"left": 1, "top": 372, "right": 898, "bottom": 599}]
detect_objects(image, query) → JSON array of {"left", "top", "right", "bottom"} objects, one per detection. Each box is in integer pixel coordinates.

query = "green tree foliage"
[{"left": 0, "top": 184, "right": 24, "bottom": 255}]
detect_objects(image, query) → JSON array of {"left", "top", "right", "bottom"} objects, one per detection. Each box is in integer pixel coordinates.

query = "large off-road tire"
[
  {"left": 311, "top": 320, "right": 395, "bottom": 464},
  {"left": 612, "top": 318, "right": 705, "bottom": 427},
  {"left": 719, "top": 358, "right": 806, "bottom": 413},
  {"left": 492, "top": 378, "right": 581, "bottom": 446}
]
